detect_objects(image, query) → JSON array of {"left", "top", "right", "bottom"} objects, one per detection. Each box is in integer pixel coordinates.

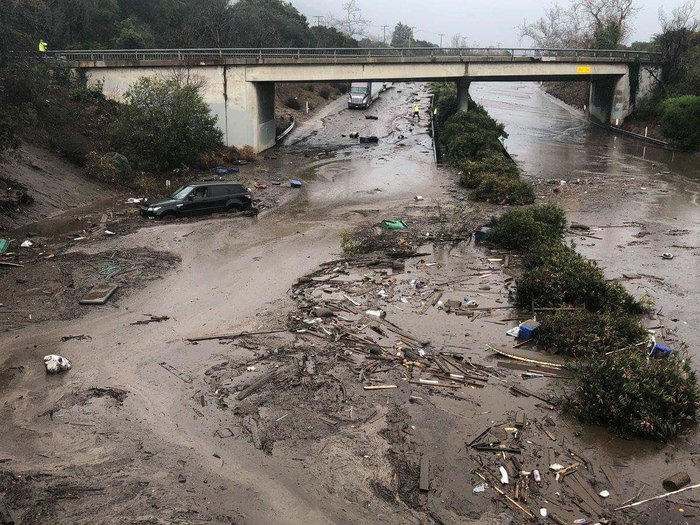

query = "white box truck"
[{"left": 348, "top": 82, "right": 384, "bottom": 109}]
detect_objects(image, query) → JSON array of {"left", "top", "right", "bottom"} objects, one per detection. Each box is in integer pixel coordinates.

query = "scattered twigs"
[{"left": 475, "top": 470, "right": 535, "bottom": 519}]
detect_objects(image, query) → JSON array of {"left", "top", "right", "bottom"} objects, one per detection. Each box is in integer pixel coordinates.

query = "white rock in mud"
[{"left": 44, "top": 354, "right": 72, "bottom": 374}]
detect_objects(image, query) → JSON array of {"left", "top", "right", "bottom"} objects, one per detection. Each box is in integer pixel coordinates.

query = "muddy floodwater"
[
  {"left": 1, "top": 81, "right": 699, "bottom": 524},
  {"left": 472, "top": 81, "right": 700, "bottom": 361}
]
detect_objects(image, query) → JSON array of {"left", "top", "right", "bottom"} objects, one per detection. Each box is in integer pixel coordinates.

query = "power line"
[
  {"left": 438, "top": 33, "right": 444, "bottom": 48},
  {"left": 381, "top": 25, "right": 389, "bottom": 44},
  {"left": 313, "top": 15, "right": 323, "bottom": 26}
]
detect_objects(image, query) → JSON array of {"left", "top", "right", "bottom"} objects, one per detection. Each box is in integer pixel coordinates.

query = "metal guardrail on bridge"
[{"left": 45, "top": 47, "right": 660, "bottom": 63}]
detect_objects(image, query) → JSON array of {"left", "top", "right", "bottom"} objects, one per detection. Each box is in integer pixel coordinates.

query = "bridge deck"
[{"left": 47, "top": 47, "right": 659, "bottom": 68}]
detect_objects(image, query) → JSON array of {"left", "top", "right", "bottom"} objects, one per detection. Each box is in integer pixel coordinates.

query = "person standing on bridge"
[
  {"left": 413, "top": 103, "right": 420, "bottom": 121},
  {"left": 38, "top": 39, "right": 48, "bottom": 54}
]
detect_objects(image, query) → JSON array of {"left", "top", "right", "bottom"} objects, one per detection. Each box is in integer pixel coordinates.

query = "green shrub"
[
  {"left": 68, "top": 80, "right": 105, "bottom": 102},
  {"left": 471, "top": 174, "right": 535, "bottom": 205},
  {"left": 84, "top": 151, "right": 133, "bottom": 185},
  {"left": 566, "top": 349, "right": 700, "bottom": 440},
  {"left": 486, "top": 204, "right": 566, "bottom": 250},
  {"left": 538, "top": 309, "right": 649, "bottom": 357},
  {"left": 660, "top": 95, "right": 700, "bottom": 151},
  {"left": 113, "top": 77, "right": 223, "bottom": 171},
  {"left": 441, "top": 110, "right": 508, "bottom": 165},
  {"left": 515, "top": 243, "right": 642, "bottom": 312},
  {"left": 460, "top": 153, "right": 519, "bottom": 189}
]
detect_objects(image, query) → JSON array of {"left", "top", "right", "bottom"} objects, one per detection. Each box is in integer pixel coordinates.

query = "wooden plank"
[
  {"left": 363, "top": 384, "right": 397, "bottom": 390},
  {"left": 467, "top": 425, "right": 492, "bottom": 447},
  {"left": 601, "top": 465, "right": 620, "bottom": 491},
  {"left": 409, "top": 379, "right": 461, "bottom": 389},
  {"left": 570, "top": 472, "right": 604, "bottom": 513},
  {"left": 487, "top": 344, "right": 567, "bottom": 368},
  {"left": 419, "top": 455, "right": 430, "bottom": 491},
  {"left": 509, "top": 384, "right": 559, "bottom": 406},
  {"left": 0, "top": 261, "right": 23, "bottom": 268},
  {"left": 515, "top": 411, "right": 526, "bottom": 428},
  {"left": 237, "top": 368, "right": 283, "bottom": 400},
  {"left": 187, "top": 328, "right": 288, "bottom": 342},
  {"left": 78, "top": 284, "right": 118, "bottom": 305}
]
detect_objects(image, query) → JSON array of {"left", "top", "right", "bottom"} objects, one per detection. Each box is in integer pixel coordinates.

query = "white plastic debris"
[
  {"left": 414, "top": 195, "right": 424, "bottom": 201},
  {"left": 21, "top": 240, "right": 33, "bottom": 248},
  {"left": 506, "top": 326, "right": 521, "bottom": 337},
  {"left": 104, "top": 230, "right": 116, "bottom": 236},
  {"left": 126, "top": 197, "right": 145, "bottom": 204},
  {"left": 44, "top": 354, "right": 72, "bottom": 374},
  {"left": 246, "top": 366, "right": 256, "bottom": 372},
  {"left": 472, "top": 482, "right": 488, "bottom": 493},
  {"left": 533, "top": 469, "right": 541, "bottom": 483},
  {"left": 465, "top": 300, "right": 478, "bottom": 308},
  {"left": 540, "top": 508, "right": 548, "bottom": 517},
  {"left": 550, "top": 463, "right": 565, "bottom": 471},
  {"left": 365, "top": 309, "right": 386, "bottom": 319},
  {"left": 662, "top": 252, "right": 674, "bottom": 260},
  {"left": 599, "top": 490, "right": 610, "bottom": 498},
  {"left": 499, "top": 466, "right": 509, "bottom": 484}
]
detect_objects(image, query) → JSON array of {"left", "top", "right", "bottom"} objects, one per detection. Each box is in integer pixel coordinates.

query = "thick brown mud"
[{"left": 0, "top": 82, "right": 698, "bottom": 524}]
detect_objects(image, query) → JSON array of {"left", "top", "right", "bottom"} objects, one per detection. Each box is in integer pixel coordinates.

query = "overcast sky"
[{"left": 291, "top": 0, "right": 687, "bottom": 47}]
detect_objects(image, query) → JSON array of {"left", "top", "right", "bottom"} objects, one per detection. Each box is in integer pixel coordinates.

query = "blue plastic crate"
[
  {"left": 650, "top": 342, "right": 672, "bottom": 359},
  {"left": 518, "top": 319, "right": 540, "bottom": 340}
]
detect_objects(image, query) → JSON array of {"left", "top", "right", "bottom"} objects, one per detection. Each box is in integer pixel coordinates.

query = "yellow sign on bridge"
[{"left": 577, "top": 65, "right": 592, "bottom": 74}]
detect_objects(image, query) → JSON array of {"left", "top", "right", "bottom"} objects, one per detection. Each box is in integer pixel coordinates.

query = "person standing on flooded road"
[{"left": 413, "top": 103, "right": 420, "bottom": 121}]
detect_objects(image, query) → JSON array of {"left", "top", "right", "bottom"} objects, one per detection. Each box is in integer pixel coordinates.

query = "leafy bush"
[
  {"left": 538, "top": 309, "right": 649, "bottom": 357},
  {"left": 113, "top": 78, "right": 223, "bottom": 171},
  {"left": 284, "top": 97, "right": 302, "bottom": 110},
  {"left": 84, "top": 151, "right": 133, "bottom": 185},
  {"left": 567, "top": 349, "right": 700, "bottom": 440},
  {"left": 318, "top": 87, "right": 331, "bottom": 100},
  {"left": 440, "top": 109, "right": 508, "bottom": 165},
  {"left": 68, "top": 80, "right": 105, "bottom": 102},
  {"left": 660, "top": 95, "right": 700, "bottom": 151},
  {"left": 460, "top": 158, "right": 518, "bottom": 189},
  {"left": 471, "top": 174, "right": 535, "bottom": 206},
  {"left": 515, "top": 243, "right": 642, "bottom": 312},
  {"left": 486, "top": 204, "right": 566, "bottom": 250}
]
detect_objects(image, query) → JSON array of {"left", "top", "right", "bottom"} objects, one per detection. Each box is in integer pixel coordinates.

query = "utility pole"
[
  {"left": 439, "top": 33, "right": 444, "bottom": 48},
  {"left": 313, "top": 15, "right": 323, "bottom": 27},
  {"left": 382, "top": 25, "right": 389, "bottom": 44}
]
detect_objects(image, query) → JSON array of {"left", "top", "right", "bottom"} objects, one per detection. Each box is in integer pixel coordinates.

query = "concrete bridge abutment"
[
  {"left": 588, "top": 65, "right": 660, "bottom": 126},
  {"left": 85, "top": 65, "right": 276, "bottom": 153},
  {"left": 456, "top": 78, "right": 471, "bottom": 112}
]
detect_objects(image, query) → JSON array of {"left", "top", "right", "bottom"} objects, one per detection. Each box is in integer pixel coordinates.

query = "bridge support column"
[
  {"left": 589, "top": 74, "right": 629, "bottom": 126},
  {"left": 457, "top": 78, "right": 471, "bottom": 112},
  {"left": 223, "top": 67, "right": 276, "bottom": 152}
]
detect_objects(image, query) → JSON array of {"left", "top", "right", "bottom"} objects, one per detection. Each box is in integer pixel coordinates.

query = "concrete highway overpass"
[{"left": 47, "top": 48, "right": 661, "bottom": 152}]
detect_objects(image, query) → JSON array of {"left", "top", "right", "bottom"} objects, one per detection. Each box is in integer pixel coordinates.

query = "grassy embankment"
[{"left": 487, "top": 205, "right": 699, "bottom": 441}]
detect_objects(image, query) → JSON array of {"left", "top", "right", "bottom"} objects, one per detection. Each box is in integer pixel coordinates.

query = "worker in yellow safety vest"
[
  {"left": 38, "top": 40, "right": 48, "bottom": 53},
  {"left": 412, "top": 103, "right": 420, "bottom": 121}
]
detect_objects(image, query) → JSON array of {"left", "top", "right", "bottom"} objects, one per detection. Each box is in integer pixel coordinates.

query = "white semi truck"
[{"left": 347, "top": 81, "right": 392, "bottom": 109}]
